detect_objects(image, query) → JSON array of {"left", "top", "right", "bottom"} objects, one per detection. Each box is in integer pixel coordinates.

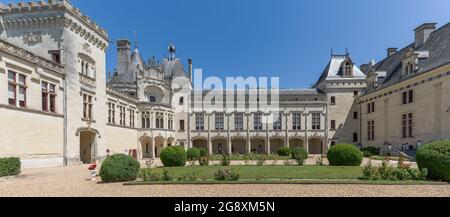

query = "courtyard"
[{"left": 0, "top": 165, "right": 449, "bottom": 197}]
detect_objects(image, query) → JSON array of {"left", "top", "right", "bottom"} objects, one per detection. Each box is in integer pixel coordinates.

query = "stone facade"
[{"left": 0, "top": 1, "right": 449, "bottom": 168}]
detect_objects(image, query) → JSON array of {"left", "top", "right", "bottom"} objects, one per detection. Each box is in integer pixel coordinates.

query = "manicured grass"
[
  {"left": 142, "top": 166, "right": 363, "bottom": 180},
  {"left": 370, "top": 156, "right": 412, "bottom": 162},
  {"left": 126, "top": 179, "right": 446, "bottom": 186},
  {"left": 209, "top": 155, "right": 290, "bottom": 161}
]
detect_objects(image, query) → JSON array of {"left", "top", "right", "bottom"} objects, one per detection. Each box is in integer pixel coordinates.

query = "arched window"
[
  {"left": 149, "top": 96, "right": 156, "bottom": 103},
  {"left": 141, "top": 117, "right": 146, "bottom": 129},
  {"left": 179, "top": 97, "right": 184, "bottom": 105},
  {"left": 408, "top": 62, "right": 414, "bottom": 75},
  {"left": 146, "top": 117, "right": 150, "bottom": 128},
  {"left": 156, "top": 118, "right": 160, "bottom": 129}
]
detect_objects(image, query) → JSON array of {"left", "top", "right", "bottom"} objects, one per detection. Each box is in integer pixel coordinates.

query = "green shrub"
[
  {"left": 139, "top": 169, "right": 160, "bottom": 182},
  {"left": 327, "top": 144, "right": 363, "bottom": 166},
  {"left": 291, "top": 147, "right": 308, "bottom": 165},
  {"left": 416, "top": 140, "right": 450, "bottom": 181},
  {"left": 220, "top": 155, "right": 231, "bottom": 166},
  {"left": 214, "top": 169, "right": 240, "bottom": 181},
  {"left": 178, "top": 172, "right": 198, "bottom": 181},
  {"left": 277, "top": 147, "right": 291, "bottom": 157},
  {"left": 100, "top": 154, "right": 140, "bottom": 183},
  {"left": 199, "top": 148, "right": 208, "bottom": 157},
  {"left": 362, "top": 147, "right": 380, "bottom": 157},
  {"left": 160, "top": 146, "right": 187, "bottom": 167},
  {"left": 162, "top": 169, "right": 173, "bottom": 181},
  {"left": 186, "top": 147, "right": 201, "bottom": 162},
  {"left": 361, "top": 160, "right": 428, "bottom": 181},
  {"left": 0, "top": 157, "right": 21, "bottom": 177}
]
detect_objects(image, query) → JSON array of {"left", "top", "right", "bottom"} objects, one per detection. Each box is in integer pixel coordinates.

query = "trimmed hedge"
[
  {"left": 416, "top": 140, "right": 450, "bottom": 182},
  {"left": 277, "top": 147, "right": 291, "bottom": 157},
  {"left": 0, "top": 157, "right": 21, "bottom": 177},
  {"left": 327, "top": 144, "right": 363, "bottom": 166},
  {"left": 291, "top": 147, "right": 308, "bottom": 165},
  {"left": 361, "top": 147, "right": 380, "bottom": 157},
  {"left": 186, "top": 147, "right": 201, "bottom": 161},
  {"left": 99, "top": 154, "right": 140, "bottom": 183},
  {"left": 160, "top": 146, "right": 187, "bottom": 167}
]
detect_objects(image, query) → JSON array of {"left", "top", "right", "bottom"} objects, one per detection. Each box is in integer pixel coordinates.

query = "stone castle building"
[{"left": 0, "top": 1, "right": 449, "bottom": 168}]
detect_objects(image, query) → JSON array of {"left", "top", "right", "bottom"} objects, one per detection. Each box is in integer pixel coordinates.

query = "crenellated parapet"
[
  {"left": 0, "top": 38, "right": 64, "bottom": 74},
  {"left": 0, "top": 0, "right": 108, "bottom": 51}
]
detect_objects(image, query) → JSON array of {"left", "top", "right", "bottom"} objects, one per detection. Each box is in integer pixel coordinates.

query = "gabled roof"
[
  {"left": 314, "top": 55, "right": 366, "bottom": 87},
  {"left": 365, "top": 22, "right": 450, "bottom": 93}
]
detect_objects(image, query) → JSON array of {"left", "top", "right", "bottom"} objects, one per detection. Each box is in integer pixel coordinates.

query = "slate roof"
[
  {"left": 366, "top": 22, "right": 450, "bottom": 93},
  {"left": 314, "top": 55, "right": 366, "bottom": 87}
]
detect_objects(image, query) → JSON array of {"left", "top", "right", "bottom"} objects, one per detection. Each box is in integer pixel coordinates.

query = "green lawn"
[
  {"left": 370, "top": 156, "right": 412, "bottom": 161},
  {"left": 142, "top": 166, "right": 363, "bottom": 180}
]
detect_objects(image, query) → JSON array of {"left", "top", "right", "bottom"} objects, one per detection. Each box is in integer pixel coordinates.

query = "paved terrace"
[{"left": 1, "top": 162, "right": 449, "bottom": 197}]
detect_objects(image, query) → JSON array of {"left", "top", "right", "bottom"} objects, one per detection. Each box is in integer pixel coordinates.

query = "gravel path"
[{"left": 0, "top": 165, "right": 448, "bottom": 197}]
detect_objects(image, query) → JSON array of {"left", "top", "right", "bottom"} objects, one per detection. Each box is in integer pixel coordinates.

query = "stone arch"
[
  {"left": 289, "top": 137, "right": 305, "bottom": 149},
  {"left": 231, "top": 137, "right": 247, "bottom": 155},
  {"left": 250, "top": 137, "right": 266, "bottom": 154},
  {"left": 139, "top": 136, "right": 153, "bottom": 159},
  {"left": 79, "top": 130, "right": 97, "bottom": 164},
  {"left": 211, "top": 137, "right": 227, "bottom": 155},
  {"left": 308, "top": 137, "right": 325, "bottom": 155},
  {"left": 270, "top": 137, "right": 284, "bottom": 154},
  {"left": 154, "top": 136, "right": 166, "bottom": 158},
  {"left": 144, "top": 85, "right": 165, "bottom": 104},
  {"left": 192, "top": 137, "right": 208, "bottom": 151}
]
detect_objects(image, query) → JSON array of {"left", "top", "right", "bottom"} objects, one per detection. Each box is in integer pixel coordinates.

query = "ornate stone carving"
[
  {"left": 83, "top": 43, "right": 92, "bottom": 54},
  {"left": 23, "top": 32, "right": 42, "bottom": 45}
]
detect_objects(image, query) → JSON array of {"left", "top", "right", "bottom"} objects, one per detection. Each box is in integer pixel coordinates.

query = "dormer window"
[{"left": 344, "top": 62, "right": 353, "bottom": 77}]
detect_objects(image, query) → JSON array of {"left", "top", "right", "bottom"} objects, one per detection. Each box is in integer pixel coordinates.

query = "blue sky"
[{"left": 7, "top": 0, "right": 450, "bottom": 88}]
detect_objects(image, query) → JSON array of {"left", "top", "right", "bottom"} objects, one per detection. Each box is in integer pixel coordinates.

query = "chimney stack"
[
  {"left": 188, "top": 58, "right": 193, "bottom": 81},
  {"left": 387, "top": 48, "right": 398, "bottom": 57},
  {"left": 116, "top": 39, "right": 131, "bottom": 75},
  {"left": 414, "top": 23, "right": 437, "bottom": 48}
]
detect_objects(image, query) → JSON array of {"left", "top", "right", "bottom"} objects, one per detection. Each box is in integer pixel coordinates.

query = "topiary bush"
[
  {"left": 290, "top": 147, "right": 308, "bottom": 165},
  {"left": 160, "top": 146, "right": 187, "bottom": 167},
  {"left": 0, "top": 157, "right": 21, "bottom": 177},
  {"left": 100, "top": 154, "right": 140, "bottom": 183},
  {"left": 416, "top": 140, "right": 450, "bottom": 182},
  {"left": 277, "top": 147, "right": 291, "bottom": 157},
  {"left": 327, "top": 144, "right": 363, "bottom": 166},
  {"left": 186, "top": 147, "right": 201, "bottom": 162}
]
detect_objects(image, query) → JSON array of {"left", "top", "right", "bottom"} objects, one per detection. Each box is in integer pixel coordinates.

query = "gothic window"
[
  {"left": 402, "top": 90, "right": 414, "bottom": 105},
  {"left": 42, "top": 81, "right": 56, "bottom": 113},
  {"left": 254, "top": 113, "right": 263, "bottom": 131},
  {"left": 312, "top": 112, "right": 321, "bottom": 130},
  {"left": 195, "top": 113, "right": 205, "bottom": 131},
  {"left": 234, "top": 113, "right": 244, "bottom": 131},
  {"left": 292, "top": 112, "right": 301, "bottom": 130},
  {"left": 273, "top": 113, "right": 282, "bottom": 131},
  {"left": 108, "top": 102, "right": 115, "bottom": 124},
  {"left": 215, "top": 113, "right": 224, "bottom": 131},
  {"left": 7, "top": 71, "right": 27, "bottom": 108},
  {"left": 367, "top": 120, "right": 375, "bottom": 141},
  {"left": 402, "top": 113, "right": 414, "bottom": 138},
  {"left": 83, "top": 93, "right": 93, "bottom": 120},
  {"left": 129, "top": 109, "right": 135, "bottom": 127}
]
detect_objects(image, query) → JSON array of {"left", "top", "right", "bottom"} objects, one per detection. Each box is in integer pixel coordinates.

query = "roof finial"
[
  {"left": 168, "top": 43, "right": 176, "bottom": 60},
  {"left": 345, "top": 47, "right": 349, "bottom": 56},
  {"left": 331, "top": 48, "right": 334, "bottom": 57},
  {"left": 133, "top": 31, "right": 138, "bottom": 49}
]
